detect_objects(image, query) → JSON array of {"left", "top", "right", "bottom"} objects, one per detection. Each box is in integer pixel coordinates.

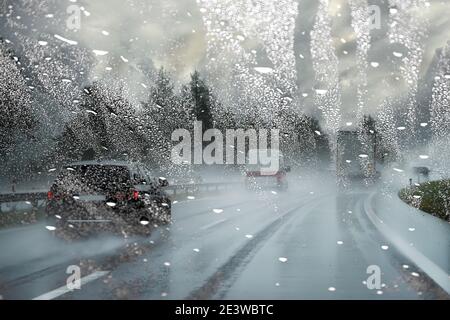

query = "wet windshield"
[
  {"left": 55, "top": 165, "right": 131, "bottom": 193},
  {"left": 0, "top": 0, "right": 449, "bottom": 305}
]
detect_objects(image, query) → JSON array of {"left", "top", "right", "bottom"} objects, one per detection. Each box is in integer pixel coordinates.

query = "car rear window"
[{"left": 55, "top": 165, "right": 131, "bottom": 193}]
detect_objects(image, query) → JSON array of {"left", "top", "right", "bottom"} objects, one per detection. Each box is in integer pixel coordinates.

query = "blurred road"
[{"left": 0, "top": 180, "right": 448, "bottom": 300}]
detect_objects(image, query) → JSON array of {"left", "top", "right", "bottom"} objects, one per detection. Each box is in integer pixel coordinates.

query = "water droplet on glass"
[
  {"left": 93, "top": 49, "right": 109, "bottom": 56},
  {"left": 139, "top": 217, "right": 150, "bottom": 225},
  {"left": 254, "top": 67, "right": 274, "bottom": 74}
]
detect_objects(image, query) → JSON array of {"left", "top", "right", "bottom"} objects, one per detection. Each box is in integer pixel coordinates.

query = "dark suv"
[{"left": 45, "top": 161, "right": 171, "bottom": 239}]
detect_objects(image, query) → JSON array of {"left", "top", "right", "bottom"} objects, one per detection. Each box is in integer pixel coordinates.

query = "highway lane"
[
  {"left": 62, "top": 186, "right": 324, "bottom": 299},
  {"left": 0, "top": 181, "right": 448, "bottom": 300},
  {"left": 0, "top": 190, "right": 285, "bottom": 299},
  {"left": 221, "top": 193, "right": 428, "bottom": 299}
]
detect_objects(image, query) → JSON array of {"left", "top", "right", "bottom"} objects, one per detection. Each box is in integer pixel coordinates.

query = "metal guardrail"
[
  {"left": 0, "top": 191, "right": 47, "bottom": 204},
  {"left": 165, "top": 182, "right": 241, "bottom": 195},
  {"left": 0, "top": 182, "right": 242, "bottom": 207}
]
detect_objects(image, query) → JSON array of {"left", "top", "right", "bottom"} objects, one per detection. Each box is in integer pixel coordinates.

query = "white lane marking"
[
  {"left": 200, "top": 219, "right": 228, "bottom": 231},
  {"left": 32, "top": 271, "right": 110, "bottom": 300},
  {"left": 364, "top": 194, "right": 450, "bottom": 295}
]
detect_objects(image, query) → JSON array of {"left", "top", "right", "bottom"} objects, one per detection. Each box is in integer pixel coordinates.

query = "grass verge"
[{"left": 399, "top": 180, "right": 450, "bottom": 222}]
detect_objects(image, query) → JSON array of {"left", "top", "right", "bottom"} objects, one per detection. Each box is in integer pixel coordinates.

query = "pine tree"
[
  {"left": 141, "top": 68, "right": 191, "bottom": 166},
  {"left": 0, "top": 45, "right": 36, "bottom": 150},
  {"left": 190, "top": 71, "right": 214, "bottom": 132},
  {"left": 55, "top": 124, "right": 83, "bottom": 162},
  {"left": 361, "top": 114, "right": 390, "bottom": 164},
  {"left": 82, "top": 84, "right": 111, "bottom": 156}
]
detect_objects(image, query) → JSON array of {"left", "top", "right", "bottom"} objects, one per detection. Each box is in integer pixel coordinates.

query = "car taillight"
[
  {"left": 132, "top": 190, "right": 139, "bottom": 201},
  {"left": 47, "top": 191, "right": 54, "bottom": 200},
  {"left": 114, "top": 192, "right": 126, "bottom": 201}
]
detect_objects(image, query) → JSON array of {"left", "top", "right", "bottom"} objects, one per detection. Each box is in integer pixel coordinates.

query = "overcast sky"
[{"left": 3, "top": 0, "right": 450, "bottom": 125}]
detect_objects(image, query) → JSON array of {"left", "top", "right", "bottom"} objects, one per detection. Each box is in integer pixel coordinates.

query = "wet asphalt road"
[{"left": 0, "top": 181, "right": 447, "bottom": 300}]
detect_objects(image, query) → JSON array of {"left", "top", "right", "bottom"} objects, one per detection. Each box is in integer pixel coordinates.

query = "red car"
[{"left": 245, "top": 168, "right": 289, "bottom": 191}]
